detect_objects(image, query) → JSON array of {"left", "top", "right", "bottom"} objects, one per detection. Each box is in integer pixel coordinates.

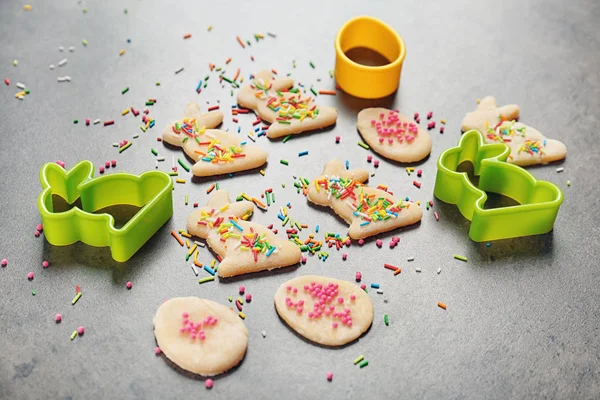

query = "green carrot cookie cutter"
[
  {"left": 434, "top": 130, "right": 563, "bottom": 241},
  {"left": 38, "top": 160, "right": 174, "bottom": 262}
]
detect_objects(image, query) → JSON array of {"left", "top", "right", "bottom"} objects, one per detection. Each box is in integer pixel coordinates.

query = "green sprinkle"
[
  {"left": 221, "top": 75, "right": 233, "bottom": 84},
  {"left": 567, "top": 180, "right": 571, "bottom": 186},
  {"left": 73, "top": 120, "right": 78, "bottom": 124},
  {"left": 310, "top": 87, "right": 317, "bottom": 96},
  {"left": 215, "top": 183, "right": 219, "bottom": 190},
  {"left": 13, "top": 60, "right": 18, "bottom": 66},
  {"left": 185, "top": 252, "right": 191, "bottom": 262},
  {"left": 329, "top": 70, "right": 333, "bottom": 78},
  {"left": 353, "top": 355, "right": 365, "bottom": 365},
  {"left": 151, "top": 148, "right": 158, "bottom": 156},
  {"left": 70, "top": 330, "right": 78, "bottom": 340},
  {"left": 280, "top": 159, "right": 289, "bottom": 166},
  {"left": 31, "top": 290, "right": 36, "bottom": 296},
  {"left": 358, "top": 141, "right": 370, "bottom": 150},
  {"left": 82, "top": 39, "right": 88, "bottom": 46},
  {"left": 155, "top": 82, "right": 160, "bottom": 86},
  {"left": 121, "top": 87, "right": 129, "bottom": 94},
  {"left": 266, "top": 192, "right": 271, "bottom": 206},
  {"left": 454, "top": 254, "right": 468, "bottom": 262},
  {"left": 178, "top": 158, "right": 190, "bottom": 172},
  {"left": 119, "top": 142, "right": 132, "bottom": 153},
  {"left": 198, "top": 276, "right": 215, "bottom": 284},
  {"left": 384, "top": 314, "right": 389, "bottom": 326},
  {"left": 72, "top": 292, "right": 82, "bottom": 305},
  {"left": 278, "top": 120, "right": 291, "bottom": 125},
  {"left": 185, "top": 194, "right": 189, "bottom": 205},
  {"left": 168, "top": 172, "right": 178, "bottom": 176},
  {"left": 282, "top": 135, "right": 292, "bottom": 143},
  {"left": 25, "top": 89, "right": 30, "bottom": 94},
  {"left": 309, "top": 61, "right": 315, "bottom": 69},
  {"left": 359, "top": 360, "right": 369, "bottom": 368},
  {"left": 145, "top": 101, "right": 154, "bottom": 106},
  {"left": 228, "top": 296, "right": 233, "bottom": 302}
]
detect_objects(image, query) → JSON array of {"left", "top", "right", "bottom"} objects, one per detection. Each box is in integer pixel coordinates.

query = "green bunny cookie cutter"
[
  {"left": 38, "top": 160, "right": 174, "bottom": 262},
  {"left": 434, "top": 130, "right": 563, "bottom": 241}
]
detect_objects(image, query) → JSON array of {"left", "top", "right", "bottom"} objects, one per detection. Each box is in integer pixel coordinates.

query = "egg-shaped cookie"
[
  {"left": 274, "top": 275, "right": 374, "bottom": 346},
  {"left": 154, "top": 297, "right": 248, "bottom": 376}
]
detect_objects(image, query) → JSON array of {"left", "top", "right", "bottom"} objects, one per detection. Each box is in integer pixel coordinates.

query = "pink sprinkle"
[
  {"left": 77, "top": 326, "right": 85, "bottom": 335},
  {"left": 245, "top": 294, "right": 252, "bottom": 302},
  {"left": 36, "top": 224, "right": 43, "bottom": 231},
  {"left": 182, "top": 312, "right": 189, "bottom": 318},
  {"left": 347, "top": 320, "right": 353, "bottom": 327},
  {"left": 345, "top": 239, "right": 351, "bottom": 246},
  {"left": 414, "top": 112, "right": 419, "bottom": 119},
  {"left": 327, "top": 372, "right": 333, "bottom": 381},
  {"left": 337, "top": 297, "right": 344, "bottom": 304},
  {"left": 111, "top": 160, "right": 117, "bottom": 167},
  {"left": 155, "top": 347, "right": 162, "bottom": 355},
  {"left": 301, "top": 256, "right": 307, "bottom": 264},
  {"left": 416, "top": 118, "right": 420, "bottom": 124},
  {"left": 42, "top": 260, "right": 49, "bottom": 268},
  {"left": 239, "top": 285, "right": 245, "bottom": 294},
  {"left": 360, "top": 283, "right": 366, "bottom": 290},
  {"left": 55, "top": 314, "right": 62, "bottom": 323},
  {"left": 440, "top": 126, "right": 445, "bottom": 133},
  {"left": 335, "top": 136, "right": 340, "bottom": 143},
  {"left": 99, "top": 166, "right": 105, "bottom": 174},
  {"left": 126, "top": 281, "right": 132, "bottom": 289},
  {"left": 342, "top": 254, "right": 347, "bottom": 261},
  {"left": 375, "top": 239, "right": 383, "bottom": 248},
  {"left": 427, "top": 111, "right": 433, "bottom": 119},
  {"left": 367, "top": 155, "right": 372, "bottom": 162},
  {"left": 358, "top": 239, "right": 364, "bottom": 246},
  {"left": 105, "top": 161, "right": 111, "bottom": 168},
  {"left": 332, "top": 322, "right": 338, "bottom": 329},
  {"left": 296, "top": 307, "right": 303, "bottom": 314},
  {"left": 1, "top": 259, "right": 7, "bottom": 267},
  {"left": 27, "top": 272, "right": 34, "bottom": 280},
  {"left": 417, "top": 169, "right": 422, "bottom": 177},
  {"left": 350, "top": 294, "right": 356, "bottom": 301},
  {"left": 293, "top": 288, "right": 298, "bottom": 294},
  {"left": 373, "top": 160, "right": 379, "bottom": 168},
  {"left": 355, "top": 272, "right": 362, "bottom": 281},
  {"left": 205, "top": 379, "right": 214, "bottom": 389},
  {"left": 286, "top": 285, "right": 292, "bottom": 291},
  {"left": 85, "top": 118, "right": 90, "bottom": 125}
]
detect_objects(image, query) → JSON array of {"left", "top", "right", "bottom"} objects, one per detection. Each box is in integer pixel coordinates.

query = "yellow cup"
[{"left": 335, "top": 16, "right": 406, "bottom": 99}]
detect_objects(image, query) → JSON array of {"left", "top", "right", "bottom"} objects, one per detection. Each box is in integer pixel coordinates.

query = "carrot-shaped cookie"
[
  {"left": 306, "top": 160, "right": 422, "bottom": 239},
  {"left": 187, "top": 190, "right": 301, "bottom": 278},
  {"left": 162, "top": 103, "right": 267, "bottom": 176},
  {"left": 237, "top": 70, "right": 337, "bottom": 139},
  {"left": 461, "top": 96, "right": 566, "bottom": 166}
]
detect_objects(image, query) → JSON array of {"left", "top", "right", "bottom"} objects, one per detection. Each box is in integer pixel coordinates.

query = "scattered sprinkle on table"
[
  {"left": 438, "top": 302, "right": 447, "bottom": 310},
  {"left": 454, "top": 254, "right": 467, "bottom": 262},
  {"left": 353, "top": 355, "right": 364, "bottom": 365},
  {"left": 384, "top": 314, "right": 389, "bottom": 326}
]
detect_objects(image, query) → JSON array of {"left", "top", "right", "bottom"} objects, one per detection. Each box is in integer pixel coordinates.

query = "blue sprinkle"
[
  {"left": 231, "top": 220, "right": 243, "bottom": 232},
  {"left": 266, "top": 246, "right": 276, "bottom": 257},
  {"left": 231, "top": 105, "right": 237, "bottom": 108},
  {"left": 149, "top": 120, "right": 155, "bottom": 128},
  {"left": 298, "top": 150, "right": 309, "bottom": 157},
  {"left": 229, "top": 173, "right": 233, "bottom": 178},
  {"left": 127, "top": 38, "right": 131, "bottom": 43},
  {"left": 278, "top": 214, "right": 285, "bottom": 221},
  {"left": 254, "top": 127, "right": 260, "bottom": 132},
  {"left": 240, "top": 141, "right": 246, "bottom": 145},
  {"left": 370, "top": 283, "right": 380, "bottom": 289},
  {"left": 315, "top": 225, "right": 319, "bottom": 232},
  {"left": 405, "top": 197, "right": 409, "bottom": 201},
  {"left": 345, "top": 160, "right": 349, "bottom": 170},
  {"left": 360, "top": 221, "right": 370, "bottom": 226},
  {"left": 238, "top": 127, "right": 241, "bottom": 133},
  {"left": 203, "top": 265, "right": 215, "bottom": 276},
  {"left": 486, "top": 242, "right": 491, "bottom": 247},
  {"left": 196, "top": 80, "right": 203, "bottom": 91}
]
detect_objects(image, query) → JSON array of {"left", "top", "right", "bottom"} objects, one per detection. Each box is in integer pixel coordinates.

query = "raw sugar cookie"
[
  {"left": 306, "top": 160, "right": 422, "bottom": 239},
  {"left": 461, "top": 96, "right": 566, "bottom": 166},
  {"left": 153, "top": 297, "right": 248, "bottom": 376},
  {"left": 187, "top": 190, "right": 301, "bottom": 278},
  {"left": 237, "top": 70, "right": 337, "bottom": 139},
  {"left": 274, "top": 275, "right": 374, "bottom": 346},
  {"left": 162, "top": 103, "right": 267, "bottom": 176},
  {"left": 357, "top": 108, "right": 432, "bottom": 163}
]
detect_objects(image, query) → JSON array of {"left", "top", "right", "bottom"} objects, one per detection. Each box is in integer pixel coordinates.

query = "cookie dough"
[
  {"left": 357, "top": 108, "right": 432, "bottom": 163},
  {"left": 237, "top": 70, "right": 337, "bottom": 139},
  {"left": 153, "top": 297, "right": 248, "bottom": 376},
  {"left": 306, "top": 159, "right": 422, "bottom": 239},
  {"left": 274, "top": 275, "right": 374, "bottom": 346},
  {"left": 187, "top": 190, "right": 301, "bottom": 278},
  {"left": 461, "top": 96, "right": 567, "bottom": 166}
]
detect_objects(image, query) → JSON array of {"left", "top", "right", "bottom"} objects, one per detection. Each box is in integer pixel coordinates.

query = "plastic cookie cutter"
[
  {"left": 37, "top": 160, "right": 174, "bottom": 262},
  {"left": 335, "top": 16, "right": 406, "bottom": 99},
  {"left": 434, "top": 130, "right": 563, "bottom": 241}
]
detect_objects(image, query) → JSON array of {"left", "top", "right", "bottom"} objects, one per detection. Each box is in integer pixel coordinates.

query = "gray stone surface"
[{"left": 1, "top": 0, "right": 599, "bottom": 399}]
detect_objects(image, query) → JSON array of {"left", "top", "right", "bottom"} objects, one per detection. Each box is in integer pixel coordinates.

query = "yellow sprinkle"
[
  {"left": 441, "top": 119, "right": 446, "bottom": 124},
  {"left": 211, "top": 260, "right": 216, "bottom": 268},
  {"left": 416, "top": 201, "right": 421, "bottom": 205},
  {"left": 220, "top": 204, "right": 230, "bottom": 212},
  {"left": 24, "top": 4, "right": 32, "bottom": 10},
  {"left": 207, "top": 25, "right": 213, "bottom": 31},
  {"left": 238, "top": 312, "right": 246, "bottom": 319},
  {"left": 176, "top": 179, "right": 186, "bottom": 184},
  {"left": 119, "top": 49, "right": 125, "bottom": 56},
  {"left": 185, "top": 240, "right": 190, "bottom": 249},
  {"left": 477, "top": 98, "right": 481, "bottom": 104},
  {"left": 121, "top": 109, "right": 130, "bottom": 116},
  {"left": 259, "top": 170, "right": 265, "bottom": 176},
  {"left": 179, "top": 231, "right": 192, "bottom": 238},
  {"left": 567, "top": 180, "right": 571, "bottom": 186},
  {"left": 188, "top": 244, "right": 197, "bottom": 256}
]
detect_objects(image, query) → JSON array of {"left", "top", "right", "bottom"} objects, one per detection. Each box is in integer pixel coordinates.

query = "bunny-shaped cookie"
[
  {"left": 237, "top": 70, "right": 337, "bottom": 139},
  {"left": 187, "top": 190, "right": 301, "bottom": 278},
  {"left": 306, "top": 160, "right": 422, "bottom": 239},
  {"left": 461, "top": 96, "right": 566, "bottom": 166},
  {"left": 162, "top": 103, "right": 267, "bottom": 176}
]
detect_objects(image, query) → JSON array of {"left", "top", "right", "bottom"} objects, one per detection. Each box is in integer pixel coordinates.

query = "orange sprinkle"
[
  {"left": 206, "top": 183, "right": 216, "bottom": 194},
  {"left": 438, "top": 302, "right": 447, "bottom": 310},
  {"left": 252, "top": 197, "right": 267, "bottom": 209},
  {"left": 233, "top": 68, "right": 240, "bottom": 82},
  {"left": 170, "top": 230, "right": 184, "bottom": 246},
  {"left": 393, "top": 268, "right": 402, "bottom": 276},
  {"left": 183, "top": 33, "right": 192, "bottom": 39},
  {"left": 236, "top": 36, "right": 245, "bottom": 48},
  {"left": 209, "top": 63, "right": 215, "bottom": 71},
  {"left": 225, "top": 57, "right": 232, "bottom": 64},
  {"left": 271, "top": 69, "right": 278, "bottom": 75},
  {"left": 318, "top": 90, "right": 336, "bottom": 95}
]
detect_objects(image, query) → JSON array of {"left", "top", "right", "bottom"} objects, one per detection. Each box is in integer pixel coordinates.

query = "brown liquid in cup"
[{"left": 344, "top": 47, "right": 390, "bottom": 67}]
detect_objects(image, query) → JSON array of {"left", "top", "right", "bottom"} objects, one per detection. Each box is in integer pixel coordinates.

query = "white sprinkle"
[
  {"left": 68, "top": 46, "right": 75, "bottom": 52},
  {"left": 437, "top": 268, "right": 441, "bottom": 274},
  {"left": 157, "top": 156, "right": 165, "bottom": 162},
  {"left": 57, "top": 76, "right": 71, "bottom": 82},
  {"left": 49, "top": 64, "right": 55, "bottom": 70},
  {"left": 93, "top": 119, "right": 101, "bottom": 125},
  {"left": 195, "top": 241, "right": 205, "bottom": 248},
  {"left": 267, "top": 32, "right": 277, "bottom": 38},
  {"left": 58, "top": 58, "right": 68, "bottom": 67},
  {"left": 133, "top": 134, "right": 139, "bottom": 139},
  {"left": 191, "top": 264, "right": 198, "bottom": 276},
  {"left": 59, "top": 46, "right": 64, "bottom": 52},
  {"left": 175, "top": 67, "right": 184, "bottom": 74},
  {"left": 376, "top": 289, "right": 384, "bottom": 294},
  {"left": 171, "top": 156, "right": 175, "bottom": 169},
  {"left": 556, "top": 167, "right": 564, "bottom": 173},
  {"left": 155, "top": 160, "right": 158, "bottom": 169},
  {"left": 112, "top": 143, "right": 119, "bottom": 147},
  {"left": 16, "top": 82, "right": 26, "bottom": 89},
  {"left": 415, "top": 267, "right": 422, "bottom": 272},
  {"left": 261, "top": 330, "right": 267, "bottom": 338},
  {"left": 407, "top": 257, "right": 415, "bottom": 262},
  {"left": 15, "top": 95, "right": 24, "bottom": 100}
]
